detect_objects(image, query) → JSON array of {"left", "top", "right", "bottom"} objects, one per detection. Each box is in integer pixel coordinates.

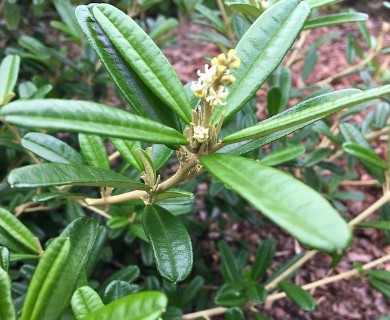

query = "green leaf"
[
  {"left": 279, "top": 281, "right": 316, "bottom": 311},
  {"left": 0, "top": 207, "right": 39, "bottom": 254},
  {"left": 201, "top": 154, "right": 352, "bottom": 253},
  {"left": 84, "top": 291, "right": 167, "bottom": 320},
  {"left": 302, "top": 148, "right": 332, "bottom": 167},
  {"left": 0, "top": 55, "right": 20, "bottom": 105},
  {"left": 7, "top": 163, "right": 149, "bottom": 190},
  {"left": 225, "top": 307, "right": 245, "bottom": 320},
  {"left": 224, "top": 3, "right": 263, "bottom": 19},
  {"left": 368, "top": 270, "right": 390, "bottom": 282},
  {"left": 251, "top": 238, "right": 276, "bottom": 280},
  {"left": 274, "top": 66, "right": 291, "bottom": 112},
  {"left": 143, "top": 205, "right": 193, "bottom": 282},
  {"left": 223, "top": 86, "right": 390, "bottom": 144},
  {"left": 1, "top": 99, "right": 188, "bottom": 145},
  {"left": 32, "top": 191, "right": 86, "bottom": 202},
  {"left": 0, "top": 246, "right": 10, "bottom": 272},
  {"left": 215, "top": 283, "right": 246, "bottom": 308},
  {"left": 369, "top": 278, "right": 390, "bottom": 298},
  {"left": 223, "top": 0, "right": 310, "bottom": 120},
  {"left": 218, "top": 241, "right": 241, "bottom": 283},
  {"left": 85, "top": 4, "right": 191, "bottom": 123},
  {"left": 75, "top": 6, "right": 182, "bottom": 130},
  {"left": 98, "top": 265, "right": 140, "bottom": 295},
  {"left": 79, "top": 134, "right": 110, "bottom": 169},
  {"left": 40, "top": 217, "right": 99, "bottom": 319},
  {"left": 21, "top": 237, "right": 71, "bottom": 320},
  {"left": 151, "top": 144, "right": 174, "bottom": 170},
  {"left": 343, "top": 142, "right": 388, "bottom": 170},
  {"left": 304, "top": 13, "right": 368, "bottom": 30},
  {"left": 136, "top": 148, "right": 157, "bottom": 188},
  {"left": 267, "top": 87, "right": 282, "bottom": 117},
  {"left": 306, "top": 0, "right": 340, "bottom": 8},
  {"left": 110, "top": 138, "right": 143, "bottom": 171},
  {"left": 53, "top": 0, "right": 81, "bottom": 40},
  {"left": 181, "top": 276, "right": 204, "bottom": 307},
  {"left": 103, "top": 280, "right": 134, "bottom": 304},
  {"left": 0, "top": 267, "right": 16, "bottom": 320},
  {"left": 302, "top": 48, "right": 319, "bottom": 82},
  {"left": 220, "top": 90, "right": 360, "bottom": 155},
  {"left": 356, "top": 221, "right": 390, "bottom": 231},
  {"left": 22, "top": 132, "right": 85, "bottom": 164},
  {"left": 259, "top": 145, "right": 305, "bottom": 166},
  {"left": 71, "top": 286, "right": 104, "bottom": 320}
]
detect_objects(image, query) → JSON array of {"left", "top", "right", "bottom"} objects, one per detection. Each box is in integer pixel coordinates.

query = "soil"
[{"left": 163, "top": 12, "right": 390, "bottom": 320}]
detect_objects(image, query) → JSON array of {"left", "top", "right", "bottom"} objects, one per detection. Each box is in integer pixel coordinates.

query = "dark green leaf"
[
  {"left": 0, "top": 267, "right": 16, "bottom": 320},
  {"left": 181, "top": 276, "right": 204, "bottom": 307},
  {"left": 103, "top": 280, "right": 135, "bottom": 304},
  {"left": 225, "top": 307, "right": 245, "bottom": 320},
  {"left": 343, "top": 142, "right": 388, "bottom": 170},
  {"left": 201, "top": 154, "right": 351, "bottom": 253},
  {"left": 215, "top": 283, "right": 246, "bottom": 308},
  {"left": 8, "top": 163, "right": 148, "bottom": 189},
  {"left": 369, "top": 278, "right": 390, "bottom": 298},
  {"left": 110, "top": 138, "right": 143, "bottom": 171},
  {"left": 279, "top": 281, "right": 316, "bottom": 311},
  {"left": 302, "top": 48, "right": 318, "bottom": 82},
  {"left": 259, "top": 145, "right": 305, "bottom": 166},
  {"left": 0, "top": 247, "right": 10, "bottom": 272},
  {"left": 79, "top": 134, "right": 110, "bottom": 169},
  {"left": 368, "top": 270, "right": 390, "bottom": 282},
  {"left": 356, "top": 221, "right": 390, "bottom": 231},
  {"left": 98, "top": 265, "right": 140, "bottom": 295},
  {"left": 218, "top": 240, "right": 241, "bottom": 283},
  {"left": 143, "top": 205, "right": 193, "bottom": 282},
  {"left": 304, "top": 13, "right": 368, "bottom": 30},
  {"left": 1, "top": 99, "right": 188, "bottom": 145},
  {"left": 267, "top": 87, "right": 282, "bottom": 117},
  {"left": 251, "top": 238, "right": 276, "bottom": 280},
  {"left": 75, "top": 5, "right": 182, "bottom": 130}
]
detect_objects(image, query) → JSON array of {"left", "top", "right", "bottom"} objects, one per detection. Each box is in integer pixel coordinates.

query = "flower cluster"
[{"left": 191, "top": 49, "right": 240, "bottom": 108}]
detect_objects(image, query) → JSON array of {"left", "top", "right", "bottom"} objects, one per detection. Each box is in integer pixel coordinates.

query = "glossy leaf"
[
  {"left": 201, "top": 154, "right": 351, "bottom": 253},
  {"left": 103, "top": 280, "right": 134, "bottom": 304},
  {"left": 7, "top": 163, "right": 149, "bottom": 190},
  {"left": 220, "top": 90, "right": 360, "bottom": 155},
  {"left": 41, "top": 218, "right": 99, "bottom": 319},
  {"left": 22, "top": 132, "right": 85, "bottom": 164},
  {"left": 1, "top": 99, "right": 188, "bottom": 145},
  {"left": 110, "top": 138, "right": 143, "bottom": 171},
  {"left": 259, "top": 145, "right": 305, "bottom": 166},
  {"left": 251, "top": 239, "right": 276, "bottom": 280},
  {"left": 98, "top": 265, "right": 140, "bottom": 295},
  {"left": 0, "top": 207, "right": 39, "bottom": 254},
  {"left": 83, "top": 4, "right": 191, "bottom": 123},
  {"left": 21, "top": 237, "right": 71, "bottom": 320},
  {"left": 84, "top": 291, "right": 167, "bottom": 320},
  {"left": 75, "top": 5, "right": 182, "bottom": 130},
  {"left": 0, "top": 55, "right": 20, "bottom": 105},
  {"left": 143, "top": 205, "right": 193, "bottom": 282},
  {"left": 304, "top": 13, "right": 368, "bottom": 30},
  {"left": 71, "top": 286, "right": 104, "bottom": 320},
  {"left": 223, "top": 0, "right": 310, "bottom": 120},
  {"left": 0, "top": 266, "right": 16, "bottom": 320},
  {"left": 0, "top": 246, "right": 10, "bottom": 272},
  {"left": 223, "top": 86, "right": 390, "bottom": 144},
  {"left": 343, "top": 142, "right": 388, "bottom": 170},
  {"left": 79, "top": 134, "right": 110, "bottom": 169},
  {"left": 279, "top": 281, "right": 316, "bottom": 311},
  {"left": 152, "top": 144, "right": 174, "bottom": 170}
]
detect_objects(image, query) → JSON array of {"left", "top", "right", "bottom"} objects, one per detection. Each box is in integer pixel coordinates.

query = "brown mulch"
[{"left": 163, "top": 12, "right": 390, "bottom": 320}]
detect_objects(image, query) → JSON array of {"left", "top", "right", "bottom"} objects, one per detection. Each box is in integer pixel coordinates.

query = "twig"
[
  {"left": 78, "top": 200, "right": 112, "bottom": 219},
  {"left": 109, "top": 151, "right": 120, "bottom": 162},
  {"left": 216, "top": 0, "right": 234, "bottom": 41},
  {"left": 285, "top": 31, "right": 309, "bottom": 68}
]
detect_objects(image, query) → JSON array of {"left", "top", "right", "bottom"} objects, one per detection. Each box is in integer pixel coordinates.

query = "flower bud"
[{"left": 221, "top": 74, "right": 236, "bottom": 85}]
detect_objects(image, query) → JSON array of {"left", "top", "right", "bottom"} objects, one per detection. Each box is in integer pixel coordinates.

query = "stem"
[
  {"left": 216, "top": 0, "right": 234, "bottom": 41},
  {"left": 285, "top": 31, "right": 309, "bottom": 68},
  {"left": 109, "top": 151, "right": 120, "bottom": 162},
  {"left": 78, "top": 201, "right": 112, "bottom": 219},
  {"left": 84, "top": 190, "right": 148, "bottom": 206}
]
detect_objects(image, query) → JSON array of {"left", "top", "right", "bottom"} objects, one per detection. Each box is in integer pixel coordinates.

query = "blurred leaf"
[
  {"left": 251, "top": 238, "right": 276, "bottom": 280},
  {"left": 259, "top": 145, "right": 305, "bottom": 166},
  {"left": 302, "top": 48, "right": 318, "bottom": 82},
  {"left": 219, "top": 241, "right": 241, "bottom": 283},
  {"left": 0, "top": 55, "right": 20, "bottom": 105},
  {"left": 304, "top": 13, "right": 368, "bottom": 30},
  {"left": 343, "top": 142, "right": 388, "bottom": 170},
  {"left": 279, "top": 281, "right": 316, "bottom": 311},
  {"left": 356, "top": 221, "right": 390, "bottom": 231},
  {"left": 215, "top": 283, "right": 246, "bottom": 308}
]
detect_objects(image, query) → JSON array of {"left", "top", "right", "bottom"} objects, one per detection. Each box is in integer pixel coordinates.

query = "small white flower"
[
  {"left": 197, "top": 64, "right": 217, "bottom": 84},
  {"left": 193, "top": 125, "right": 209, "bottom": 143},
  {"left": 206, "top": 86, "right": 229, "bottom": 106}
]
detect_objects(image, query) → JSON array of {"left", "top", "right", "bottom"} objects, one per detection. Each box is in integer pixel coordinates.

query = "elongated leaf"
[
  {"left": 220, "top": 90, "right": 360, "bottom": 155},
  {"left": 1, "top": 99, "right": 188, "bottom": 145},
  {"left": 21, "top": 237, "right": 70, "bottom": 320},
  {"left": 152, "top": 144, "right": 173, "bottom": 170},
  {"left": 53, "top": 0, "right": 81, "bottom": 39},
  {"left": 7, "top": 163, "right": 148, "bottom": 190},
  {"left": 304, "top": 13, "right": 368, "bottom": 30},
  {"left": 143, "top": 205, "right": 193, "bottom": 282},
  {"left": 223, "top": 0, "right": 310, "bottom": 120},
  {"left": 306, "top": 0, "right": 340, "bottom": 8},
  {"left": 79, "top": 134, "right": 110, "bottom": 169},
  {"left": 368, "top": 270, "right": 390, "bottom": 281},
  {"left": 0, "top": 267, "right": 16, "bottom": 320},
  {"left": 369, "top": 278, "right": 390, "bottom": 298},
  {"left": 84, "top": 291, "right": 167, "bottom": 320},
  {"left": 223, "top": 86, "right": 390, "bottom": 144},
  {"left": 218, "top": 241, "right": 241, "bottom": 283},
  {"left": 343, "top": 142, "right": 388, "bottom": 170},
  {"left": 86, "top": 4, "right": 191, "bottom": 123},
  {"left": 356, "top": 221, "right": 390, "bottom": 231},
  {"left": 181, "top": 276, "right": 204, "bottom": 307},
  {"left": 0, "top": 247, "right": 10, "bottom": 272},
  {"left": 22, "top": 132, "right": 85, "bottom": 164},
  {"left": 72, "top": 286, "right": 104, "bottom": 320},
  {"left": 201, "top": 154, "right": 351, "bottom": 253},
  {"left": 251, "top": 239, "right": 276, "bottom": 280},
  {"left": 279, "top": 281, "right": 316, "bottom": 311},
  {"left": 40, "top": 218, "right": 99, "bottom": 319},
  {"left": 110, "top": 138, "right": 143, "bottom": 171},
  {"left": 215, "top": 283, "right": 246, "bottom": 308},
  {"left": 224, "top": 3, "right": 263, "bottom": 19},
  {"left": 75, "top": 6, "right": 182, "bottom": 130},
  {"left": 0, "top": 207, "right": 39, "bottom": 254},
  {"left": 32, "top": 191, "right": 86, "bottom": 202},
  {"left": 0, "top": 55, "right": 20, "bottom": 105},
  {"left": 259, "top": 145, "right": 305, "bottom": 166}
]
